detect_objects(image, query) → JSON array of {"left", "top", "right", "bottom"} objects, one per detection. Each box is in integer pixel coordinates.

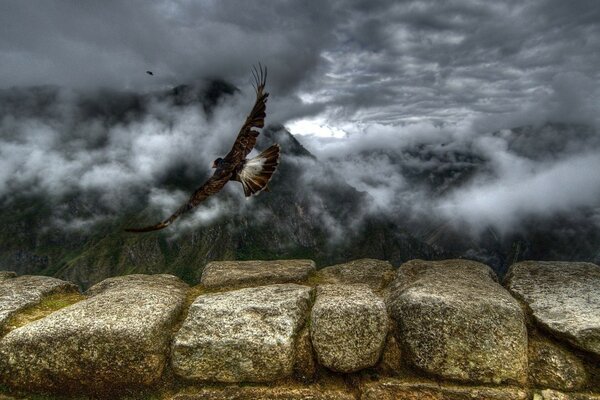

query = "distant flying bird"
[
  {"left": 146, "top": 70, "right": 154, "bottom": 76},
  {"left": 126, "top": 65, "right": 279, "bottom": 233}
]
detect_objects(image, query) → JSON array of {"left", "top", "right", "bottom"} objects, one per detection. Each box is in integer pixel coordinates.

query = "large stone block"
[
  {"left": 387, "top": 259, "right": 528, "bottom": 384},
  {"left": 314, "top": 259, "right": 395, "bottom": 291},
  {"left": 311, "top": 284, "right": 388, "bottom": 372},
  {"left": 505, "top": 261, "right": 600, "bottom": 356},
  {"left": 172, "top": 284, "right": 312, "bottom": 382},
  {"left": 0, "top": 274, "right": 188, "bottom": 393},
  {"left": 201, "top": 259, "right": 316, "bottom": 289}
]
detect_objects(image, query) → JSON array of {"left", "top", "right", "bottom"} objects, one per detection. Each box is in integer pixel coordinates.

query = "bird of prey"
[
  {"left": 146, "top": 70, "right": 154, "bottom": 76},
  {"left": 126, "top": 65, "right": 279, "bottom": 233}
]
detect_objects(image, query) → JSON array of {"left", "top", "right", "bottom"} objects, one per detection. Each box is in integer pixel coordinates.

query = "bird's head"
[{"left": 212, "top": 157, "right": 224, "bottom": 169}]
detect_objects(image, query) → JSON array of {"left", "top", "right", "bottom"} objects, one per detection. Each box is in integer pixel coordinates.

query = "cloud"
[
  {"left": 438, "top": 142, "right": 600, "bottom": 234},
  {"left": 0, "top": 0, "right": 336, "bottom": 95},
  {"left": 3, "top": 0, "right": 599, "bottom": 130},
  {"left": 297, "top": 117, "right": 600, "bottom": 237},
  {"left": 0, "top": 83, "right": 258, "bottom": 222},
  {"left": 286, "top": 0, "right": 600, "bottom": 127}
]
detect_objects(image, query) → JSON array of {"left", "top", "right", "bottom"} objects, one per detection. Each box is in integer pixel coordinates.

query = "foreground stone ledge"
[
  {"left": 170, "top": 381, "right": 355, "bottom": 400},
  {"left": 505, "top": 261, "right": 600, "bottom": 357},
  {"left": 172, "top": 284, "right": 313, "bottom": 382},
  {"left": 360, "top": 378, "right": 530, "bottom": 400},
  {"left": 1, "top": 259, "right": 599, "bottom": 398},
  {"left": 0, "top": 274, "right": 188, "bottom": 393},
  {"left": 311, "top": 284, "right": 388, "bottom": 372},
  {"left": 201, "top": 259, "right": 316, "bottom": 289},
  {"left": 0, "top": 275, "right": 78, "bottom": 330},
  {"left": 314, "top": 259, "right": 395, "bottom": 291},
  {"left": 387, "top": 259, "right": 528, "bottom": 384}
]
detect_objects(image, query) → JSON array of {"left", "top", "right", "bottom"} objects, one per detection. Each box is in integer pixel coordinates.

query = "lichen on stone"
[{"left": 1, "top": 292, "right": 85, "bottom": 335}]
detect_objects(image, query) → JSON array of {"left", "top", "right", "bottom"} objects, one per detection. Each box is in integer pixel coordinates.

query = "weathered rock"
[
  {"left": 314, "top": 259, "right": 395, "bottom": 291},
  {"left": 387, "top": 259, "right": 528, "bottom": 384},
  {"left": 0, "top": 271, "right": 16, "bottom": 282},
  {"left": 311, "top": 284, "right": 388, "bottom": 372},
  {"left": 84, "top": 273, "right": 183, "bottom": 296},
  {"left": 377, "top": 334, "right": 403, "bottom": 375},
  {"left": 293, "top": 326, "right": 317, "bottom": 382},
  {"left": 170, "top": 382, "right": 355, "bottom": 400},
  {"left": 536, "top": 389, "right": 600, "bottom": 400},
  {"left": 0, "top": 275, "right": 78, "bottom": 330},
  {"left": 0, "top": 274, "right": 188, "bottom": 393},
  {"left": 529, "top": 336, "right": 588, "bottom": 390},
  {"left": 505, "top": 261, "right": 600, "bottom": 356},
  {"left": 172, "top": 284, "right": 312, "bottom": 382},
  {"left": 361, "top": 379, "right": 530, "bottom": 400},
  {"left": 201, "top": 259, "right": 316, "bottom": 289}
]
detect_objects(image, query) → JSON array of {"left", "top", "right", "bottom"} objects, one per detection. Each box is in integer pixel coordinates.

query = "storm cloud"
[
  {"left": 2, "top": 1, "right": 599, "bottom": 125},
  {"left": 0, "top": 0, "right": 335, "bottom": 96}
]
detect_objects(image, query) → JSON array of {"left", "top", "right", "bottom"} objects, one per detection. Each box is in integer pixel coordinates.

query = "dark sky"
[
  {"left": 2, "top": 1, "right": 599, "bottom": 128},
  {"left": 1, "top": 0, "right": 600, "bottom": 235}
]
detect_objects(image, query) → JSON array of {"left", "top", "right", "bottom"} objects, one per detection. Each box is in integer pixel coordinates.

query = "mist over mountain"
[
  {"left": 301, "top": 119, "right": 600, "bottom": 274},
  {"left": 0, "top": 80, "right": 598, "bottom": 287}
]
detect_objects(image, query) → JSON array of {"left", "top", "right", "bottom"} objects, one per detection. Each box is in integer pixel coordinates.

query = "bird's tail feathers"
[{"left": 239, "top": 144, "right": 280, "bottom": 197}]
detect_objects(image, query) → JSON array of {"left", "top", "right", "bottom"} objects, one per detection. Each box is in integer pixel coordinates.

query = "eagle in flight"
[{"left": 126, "top": 65, "right": 279, "bottom": 233}]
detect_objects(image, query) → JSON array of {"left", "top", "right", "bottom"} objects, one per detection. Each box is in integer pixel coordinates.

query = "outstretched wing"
[
  {"left": 125, "top": 65, "right": 268, "bottom": 233},
  {"left": 223, "top": 64, "right": 268, "bottom": 166},
  {"left": 125, "top": 170, "right": 231, "bottom": 233}
]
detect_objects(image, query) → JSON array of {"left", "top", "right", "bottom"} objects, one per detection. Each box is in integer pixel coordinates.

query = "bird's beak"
[{"left": 211, "top": 162, "right": 216, "bottom": 168}]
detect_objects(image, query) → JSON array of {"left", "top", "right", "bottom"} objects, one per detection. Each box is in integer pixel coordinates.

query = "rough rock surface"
[
  {"left": 170, "top": 383, "right": 355, "bottom": 400},
  {"left": 314, "top": 259, "right": 395, "bottom": 291},
  {"left": 0, "top": 274, "right": 188, "bottom": 393},
  {"left": 0, "top": 271, "right": 16, "bottom": 282},
  {"left": 529, "top": 336, "right": 588, "bottom": 390},
  {"left": 536, "top": 390, "right": 600, "bottom": 400},
  {"left": 293, "top": 327, "right": 317, "bottom": 382},
  {"left": 387, "top": 259, "right": 528, "bottom": 384},
  {"left": 311, "top": 284, "right": 388, "bottom": 372},
  {"left": 361, "top": 379, "right": 530, "bottom": 400},
  {"left": 376, "top": 334, "right": 402, "bottom": 375},
  {"left": 0, "top": 275, "right": 78, "bottom": 329},
  {"left": 505, "top": 261, "right": 600, "bottom": 356},
  {"left": 172, "top": 284, "right": 312, "bottom": 382},
  {"left": 201, "top": 259, "right": 316, "bottom": 288}
]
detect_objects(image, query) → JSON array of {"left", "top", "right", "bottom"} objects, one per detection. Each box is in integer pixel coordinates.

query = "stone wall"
[{"left": 0, "top": 259, "right": 598, "bottom": 399}]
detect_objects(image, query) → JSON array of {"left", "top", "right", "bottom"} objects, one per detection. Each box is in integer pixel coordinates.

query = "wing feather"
[
  {"left": 125, "top": 171, "right": 231, "bottom": 232},
  {"left": 125, "top": 65, "right": 269, "bottom": 233},
  {"left": 223, "top": 64, "right": 268, "bottom": 165}
]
